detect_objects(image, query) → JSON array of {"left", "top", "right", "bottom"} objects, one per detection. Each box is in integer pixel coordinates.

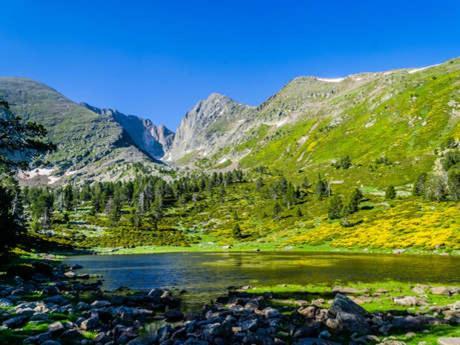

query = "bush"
[{"left": 385, "top": 186, "right": 397, "bottom": 200}]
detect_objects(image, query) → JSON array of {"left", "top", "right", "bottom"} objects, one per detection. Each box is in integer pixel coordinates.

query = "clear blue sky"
[{"left": 1, "top": 0, "right": 459, "bottom": 130}]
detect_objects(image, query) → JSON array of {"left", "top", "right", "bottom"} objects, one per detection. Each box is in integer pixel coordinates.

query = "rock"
[
  {"left": 295, "top": 338, "right": 341, "bottom": 345},
  {"left": 393, "top": 296, "right": 420, "bottom": 306},
  {"left": 332, "top": 286, "right": 366, "bottom": 295},
  {"left": 94, "top": 331, "right": 111, "bottom": 343},
  {"left": 262, "top": 307, "right": 281, "bottom": 319},
  {"left": 61, "top": 328, "right": 83, "bottom": 341},
  {"left": 44, "top": 295, "right": 69, "bottom": 305},
  {"left": 390, "top": 315, "right": 436, "bottom": 331},
  {"left": 6, "top": 264, "right": 35, "bottom": 280},
  {"left": 298, "top": 306, "right": 317, "bottom": 319},
  {"left": 64, "top": 271, "right": 77, "bottom": 278},
  {"left": 90, "top": 300, "right": 111, "bottom": 308},
  {"left": 293, "top": 324, "right": 321, "bottom": 338},
  {"left": 328, "top": 294, "right": 370, "bottom": 335},
  {"left": 438, "top": 338, "right": 460, "bottom": 345},
  {"left": 2, "top": 315, "right": 28, "bottom": 328},
  {"left": 239, "top": 317, "right": 259, "bottom": 331},
  {"left": 41, "top": 341, "right": 62, "bottom": 345},
  {"left": 75, "top": 301, "right": 90, "bottom": 311},
  {"left": 80, "top": 316, "right": 100, "bottom": 330},
  {"left": 32, "top": 261, "right": 54, "bottom": 276},
  {"left": 0, "top": 298, "right": 13, "bottom": 308},
  {"left": 411, "top": 285, "right": 428, "bottom": 295},
  {"left": 164, "top": 309, "right": 184, "bottom": 322},
  {"left": 431, "top": 287, "right": 452, "bottom": 295},
  {"left": 48, "top": 321, "right": 65, "bottom": 333},
  {"left": 30, "top": 313, "right": 50, "bottom": 321},
  {"left": 42, "top": 285, "right": 60, "bottom": 296}
]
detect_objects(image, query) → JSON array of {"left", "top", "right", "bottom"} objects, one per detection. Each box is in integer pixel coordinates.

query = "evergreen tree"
[
  {"left": 232, "top": 223, "right": 242, "bottom": 239},
  {"left": 413, "top": 173, "right": 427, "bottom": 196},
  {"left": 296, "top": 207, "right": 303, "bottom": 217},
  {"left": 0, "top": 101, "right": 54, "bottom": 254},
  {"left": 109, "top": 197, "right": 122, "bottom": 224},
  {"left": 385, "top": 185, "right": 397, "bottom": 200},
  {"left": 273, "top": 202, "right": 282, "bottom": 219},
  {"left": 255, "top": 177, "right": 264, "bottom": 191},
  {"left": 328, "top": 195, "right": 343, "bottom": 220},
  {"left": 448, "top": 168, "right": 460, "bottom": 201},
  {"left": 63, "top": 184, "right": 74, "bottom": 211},
  {"left": 315, "top": 174, "right": 330, "bottom": 199},
  {"left": 344, "top": 188, "right": 363, "bottom": 215}
]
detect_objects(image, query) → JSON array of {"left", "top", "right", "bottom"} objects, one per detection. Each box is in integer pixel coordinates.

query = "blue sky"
[{"left": 1, "top": 1, "right": 459, "bottom": 130}]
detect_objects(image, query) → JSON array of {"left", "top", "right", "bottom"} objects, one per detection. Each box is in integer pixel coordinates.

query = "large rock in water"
[{"left": 328, "top": 293, "right": 371, "bottom": 335}]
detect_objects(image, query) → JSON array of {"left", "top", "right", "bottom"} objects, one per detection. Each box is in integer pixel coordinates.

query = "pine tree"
[
  {"left": 448, "top": 168, "right": 460, "bottom": 201},
  {"left": 413, "top": 173, "right": 427, "bottom": 196},
  {"left": 385, "top": 186, "right": 397, "bottom": 200},
  {"left": 344, "top": 188, "right": 363, "bottom": 215},
  {"left": 273, "top": 202, "right": 282, "bottom": 219},
  {"left": 296, "top": 207, "right": 303, "bottom": 217},
  {"left": 315, "top": 174, "right": 330, "bottom": 199},
  {"left": 328, "top": 195, "right": 343, "bottom": 220},
  {"left": 232, "top": 223, "right": 242, "bottom": 239}
]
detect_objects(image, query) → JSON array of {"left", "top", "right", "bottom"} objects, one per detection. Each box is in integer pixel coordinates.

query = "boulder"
[
  {"left": 2, "top": 315, "right": 28, "bottom": 328},
  {"left": 48, "top": 321, "right": 65, "bottom": 333},
  {"left": 32, "top": 261, "right": 54, "bottom": 276},
  {"left": 0, "top": 298, "right": 13, "bottom": 308},
  {"left": 6, "top": 264, "right": 35, "bottom": 280},
  {"left": 393, "top": 296, "right": 420, "bottom": 306},
  {"left": 44, "top": 295, "right": 69, "bottom": 305},
  {"left": 332, "top": 286, "right": 366, "bottom": 295},
  {"left": 90, "top": 300, "right": 111, "bottom": 308},
  {"left": 431, "top": 287, "right": 452, "bottom": 295},
  {"left": 328, "top": 294, "right": 370, "bottom": 335},
  {"left": 164, "top": 309, "right": 184, "bottom": 322},
  {"left": 80, "top": 316, "right": 100, "bottom": 331},
  {"left": 438, "top": 338, "right": 460, "bottom": 345},
  {"left": 295, "top": 338, "right": 341, "bottom": 345}
]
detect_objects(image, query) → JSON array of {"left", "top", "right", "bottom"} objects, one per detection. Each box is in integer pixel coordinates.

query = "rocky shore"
[{"left": 0, "top": 262, "right": 459, "bottom": 345}]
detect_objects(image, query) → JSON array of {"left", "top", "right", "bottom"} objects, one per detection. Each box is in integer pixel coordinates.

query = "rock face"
[
  {"left": 164, "top": 93, "right": 255, "bottom": 163},
  {"left": 82, "top": 103, "right": 175, "bottom": 159}
]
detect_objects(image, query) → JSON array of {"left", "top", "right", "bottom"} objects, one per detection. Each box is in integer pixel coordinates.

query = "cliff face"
[
  {"left": 80, "top": 103, "right": 174, "bottom": 160},
  {"left": 164, "top": 93, "right": 255, "bottom": 163}
]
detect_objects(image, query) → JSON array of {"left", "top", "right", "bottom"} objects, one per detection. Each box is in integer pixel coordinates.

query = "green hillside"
[
  {"left": 0, "top": 78, "right": 162, "bottom": 184},
  {"left": 207, "top": 58, "right": 460, "bottom": 190}
]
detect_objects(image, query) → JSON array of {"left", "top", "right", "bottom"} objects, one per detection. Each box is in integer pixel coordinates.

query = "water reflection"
[{"left": 65, "top": 252, "right": 460, "bottom": 306}]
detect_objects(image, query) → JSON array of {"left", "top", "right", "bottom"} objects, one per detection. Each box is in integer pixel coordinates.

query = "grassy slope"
[{"left": 0, "top": 77, "right": 161, "bottom": 182}]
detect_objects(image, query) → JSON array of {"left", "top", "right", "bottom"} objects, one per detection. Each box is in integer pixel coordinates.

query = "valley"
[{"left": 0, "top": 57, "right": 459, "bottom": 345}]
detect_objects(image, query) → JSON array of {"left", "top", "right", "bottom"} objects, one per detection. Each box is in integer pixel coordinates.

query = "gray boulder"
[{"left": 328, "top": 294, "right": 370, "bottom": 335}]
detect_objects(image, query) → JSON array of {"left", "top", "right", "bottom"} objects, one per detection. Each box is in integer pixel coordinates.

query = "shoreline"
[
  {"left": 86, "top": 244, "right": 460, "bottom": 257},
  {"left": 1, "top": 258, "right": 459, "bottom": 344}
]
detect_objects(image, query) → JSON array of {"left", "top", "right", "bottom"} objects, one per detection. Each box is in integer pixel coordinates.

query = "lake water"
[{"left": 65, "top": 252, "right": 460, "bottom": 308}]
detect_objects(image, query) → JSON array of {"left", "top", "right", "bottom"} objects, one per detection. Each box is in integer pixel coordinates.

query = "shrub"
[{"left": 385, "top": 186, "right": 397, "bottom": 200}]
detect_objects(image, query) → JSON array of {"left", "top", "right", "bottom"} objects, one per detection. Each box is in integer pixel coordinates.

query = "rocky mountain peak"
[{"left": 80, "top": 103, "right": 174, "bottom": 160}]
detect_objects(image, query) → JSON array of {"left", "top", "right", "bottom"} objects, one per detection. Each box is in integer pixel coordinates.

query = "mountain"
[
  {"left": 1, "top": 57, "right": 459, "bottom": 188},
  {"left": 174, "top": 58, "right": 460, "bottom": 188},
  {"left": 80, "top": 103, "right": 175, "bottom": 159},
  {"left": 164, "top": 93, "right": 256, "bottom": 165},
  {"left": 0, "top": 77, "right": 168, "bottom": 185}
]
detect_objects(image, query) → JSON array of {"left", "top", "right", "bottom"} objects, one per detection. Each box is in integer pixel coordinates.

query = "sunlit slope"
[{"left": 208, "top": 58, "right": 460, "bottom": 187}]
